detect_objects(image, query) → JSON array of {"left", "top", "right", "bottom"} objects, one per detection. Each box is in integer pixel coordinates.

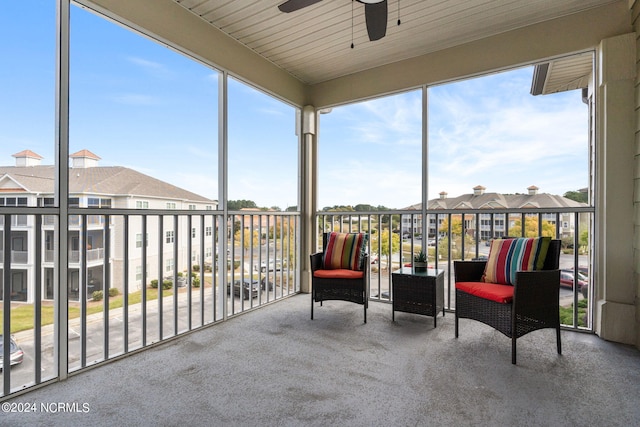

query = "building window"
[
  {"left": 0, "top": 197, "right": 28, "bottom": 206},
  {"left": 38, "top": 197, "right": 55, "bottom": 207},
  {"left": 136, "top": 233, "right": 149, "bottom": 248},
  {"left": 166, "top": 202, "right": 176, "bottom": 209},
  {"left": 88, "top": 197, "right": 111, "bottom": 208},
  {"left": 136, "top": 200, "right": 149, "bottom": 209},
  {"left": 192, "top": 228, "right": 196, "bottom": 238},
  {"left": 166, "top": 230, "right": 174, "bottom": 243},
  {"left": 165, "top": 258, "right": 174, "bottom": 273},
  {"left": 188, "top": 204, "right": 196, "bottom": 210},
  {"left": 205, "top": 247, "right": 212, "bottom": 257},
  {"left": 205, "top": 226, "right": 212, "bottom": 236},
  {"left": 206, "top": 205, "right": 213, "bottom": 210}
]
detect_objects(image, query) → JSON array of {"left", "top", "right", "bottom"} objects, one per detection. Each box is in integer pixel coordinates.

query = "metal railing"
[
  {"left": 0, "top": 210, "right": 300, "bottom": 399},
  {"left": 316, "top": 206, "right": 594, "bottom": 331}
]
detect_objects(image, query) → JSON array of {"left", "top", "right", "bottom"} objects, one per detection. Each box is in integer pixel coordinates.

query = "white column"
[
  {"left": 595, "top": 33, "right": 636, "bottom": 344},
  {"left": 300, "top": 105, "right": 316, "bottom": 293}
]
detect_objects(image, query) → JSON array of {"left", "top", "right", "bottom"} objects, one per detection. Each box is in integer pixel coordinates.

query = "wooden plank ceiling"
[{"left": 173, "top": 0, "right": 615, "bottom": 85}]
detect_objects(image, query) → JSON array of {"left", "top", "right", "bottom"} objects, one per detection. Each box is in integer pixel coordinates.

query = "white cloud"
[{"left": 319, "top": 67, "right": 589, "bottom": 208}]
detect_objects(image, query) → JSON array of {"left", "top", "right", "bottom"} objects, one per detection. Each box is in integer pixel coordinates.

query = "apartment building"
[
  {"left": 0, "top": 149, "right": 217, "bottom": 303},
  {"left": 402, "top": 185, "right": 589, "bottom": 241}
]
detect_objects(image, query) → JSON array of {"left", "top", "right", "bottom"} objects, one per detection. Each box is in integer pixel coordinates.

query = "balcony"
[
  {"left": 2, "top": 206, "right": 596, "bottom": 399},
  {"left": 2, "top": 294, "right": 639, "bottom": 425}
]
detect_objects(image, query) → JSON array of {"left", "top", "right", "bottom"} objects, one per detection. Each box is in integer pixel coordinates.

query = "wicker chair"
[
  {"left": 454, "top": 239, "right": 561, "bottom": 364},
  {"left": 310, "top": 232, "right": 369, "bottom": 323}
]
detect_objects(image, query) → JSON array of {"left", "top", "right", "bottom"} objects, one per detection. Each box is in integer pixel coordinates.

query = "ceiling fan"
[{"left": 278, "top": 0, "right": 390, "bottom": 42}]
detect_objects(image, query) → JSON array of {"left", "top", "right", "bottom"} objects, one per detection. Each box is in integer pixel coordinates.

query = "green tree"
[
  {"left": 369, "top": 229, "right": 400, "bottom": 265},
  {"left": 563, "top": 190, "right": 588, "bottom": 204},
  {"left": 228, "top": 199, "right": 257, "bottom": 210},
  {"left": 580, "top": 230, "right": 589, "bottom": 247}
]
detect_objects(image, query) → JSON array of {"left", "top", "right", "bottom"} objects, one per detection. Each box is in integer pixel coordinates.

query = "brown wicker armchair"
[
  {"left": 454, "top": 239, "right": 561, "bottom": 364},
  {"left": 310, "top": 232, "right": 369, "bottom": 323}
]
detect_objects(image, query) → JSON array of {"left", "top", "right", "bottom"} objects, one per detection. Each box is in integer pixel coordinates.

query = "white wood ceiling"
[{"left": 173, "top": 0, "right": 615, "bottom": 85}]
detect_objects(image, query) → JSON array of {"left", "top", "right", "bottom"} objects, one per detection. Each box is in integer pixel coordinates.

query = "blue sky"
[
  {"left": 319, "top": 69, "right": 588, "bottom": 209},
  {"left": 1, "top": 2, "right": 588, "bottom": 211}
]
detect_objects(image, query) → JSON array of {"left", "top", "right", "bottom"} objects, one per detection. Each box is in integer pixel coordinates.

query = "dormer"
[
  {"left": 70, "top": 149, "right": 101, "bottom": 168},
  {"left": 473, "top": 185, "right": 486, "bottom": 196},
  {"left": 12, "top": 150, "right": 43, "bottom": 167}
]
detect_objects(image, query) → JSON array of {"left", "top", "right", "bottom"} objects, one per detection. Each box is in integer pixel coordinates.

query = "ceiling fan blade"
[
  {"left": 364, "top": 0, "right": 388, "bottom": 41},
  {"left": 278, "top": 0, "right": 323, "bottom": 13}
]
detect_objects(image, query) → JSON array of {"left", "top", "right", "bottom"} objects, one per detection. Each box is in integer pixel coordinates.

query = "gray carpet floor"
[{"left": 3, "top": 294, "right": 640, "bottom": 426}]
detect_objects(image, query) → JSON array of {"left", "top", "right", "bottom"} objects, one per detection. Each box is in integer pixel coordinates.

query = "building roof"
[
  {"left": 404, "top": 190, "right": 588, "bottom": 211},
  {"left": 0, "top": 165, "right": 214, "bottom": 203},
  {"left": 70, "top": 149, "right": 101, "bottom": 160},
  {"left": 12, "top": 150, "right": 43, "bottom": 160}
]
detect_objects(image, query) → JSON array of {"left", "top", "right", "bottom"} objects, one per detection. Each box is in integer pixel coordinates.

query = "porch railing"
[
  {"left": 0, "top": 210, "right": 300, "bottom": 399},
  {"left": 316, "top": 206, "right": 594, "bottom": 331}
]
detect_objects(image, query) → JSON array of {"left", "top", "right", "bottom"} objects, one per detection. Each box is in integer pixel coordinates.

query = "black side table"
[{"left": 391, "top": 267, "right": 445, "bottom": 327}]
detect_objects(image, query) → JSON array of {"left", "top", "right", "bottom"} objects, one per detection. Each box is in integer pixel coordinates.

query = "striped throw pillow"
[
  {"left": 482, "top": 237, "right": 551, "bottom": 285},
  {"left": 323, "top": 232, "right": 368, "bottom": 271}
]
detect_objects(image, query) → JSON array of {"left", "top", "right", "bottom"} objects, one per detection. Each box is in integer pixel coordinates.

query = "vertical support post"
[
  {"left": 218, "top": 72, "right": 229, "bottom": 320},
  {"left": 300, "top": 105, "right": 316, "bottom": 293},
  {"left": 55, "top": 0, "right": 71, "bottom": 381}
]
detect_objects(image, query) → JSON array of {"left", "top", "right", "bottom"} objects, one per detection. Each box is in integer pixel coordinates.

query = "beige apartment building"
[{"left": 0, "top": 149, "right": 217, "bottom": 303}]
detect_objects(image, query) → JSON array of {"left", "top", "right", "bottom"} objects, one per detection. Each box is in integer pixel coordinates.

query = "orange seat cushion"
[
  {"left": 456, "top": 281, "right": 514, "bottom": 304},
  {"left": 314, "top": 269, "right": 364, "bottom": 279}
]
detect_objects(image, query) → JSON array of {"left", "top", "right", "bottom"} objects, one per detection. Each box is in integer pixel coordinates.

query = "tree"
[
  {"left": 369, "top": 229, "right": 399, "bottom": 265},
  {"left": 508, "top": 217, "right": 555, "bottom": 237},
  {"left": 228, "top": 199, "right": 257, "bottom": 210},
  {"left": 438, "top": 215, "right": 463, "bottom": 236},
  {"left": 563, "top": 190, "right": 588, "bottom": 204},
  {"left": 235, "top": 228, "right": 259, "bottom": 252}
]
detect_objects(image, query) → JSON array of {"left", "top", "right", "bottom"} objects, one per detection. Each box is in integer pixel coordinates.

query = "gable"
[{"left": 0, "top": 174, "right": 27, "bottom": 192}]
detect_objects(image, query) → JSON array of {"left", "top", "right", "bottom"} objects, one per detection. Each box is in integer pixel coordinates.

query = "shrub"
[
  {"left": 192, "top": 277, "right": 200, "bottom": 288},
  {"left": 108, "top": 287, "right": 119, "bottom": 297},
  {"left": 92, "top": 290, "right": 104, "bottom": 301},
  {"left": 192, "top": 264, "right": 200, "bottom": 272},
  {"left": 559, "top": 300, "right": 588, "bottom": 327},
  {"left": 149, "top": 279, "right": 171, "bottom": 289}
]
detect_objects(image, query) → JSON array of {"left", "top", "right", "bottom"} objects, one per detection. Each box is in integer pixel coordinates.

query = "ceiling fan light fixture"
[{"left": 356, "top": 0, "right": 385, "bottom": 4}]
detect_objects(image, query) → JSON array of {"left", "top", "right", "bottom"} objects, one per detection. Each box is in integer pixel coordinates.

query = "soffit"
[
  {"left": 537, "top": 52, "right": 594, "bottom": 95},
  {"left": 173, "top": 0, "right": 617, "bottom": 85}
]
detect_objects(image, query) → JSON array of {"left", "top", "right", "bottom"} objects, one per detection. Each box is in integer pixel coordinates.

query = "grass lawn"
[{"left": 0, "top": 287, "right": 174, "bottom": 334}]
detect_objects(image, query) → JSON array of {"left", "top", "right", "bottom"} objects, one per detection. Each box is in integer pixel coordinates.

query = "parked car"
[
  {"left": 255, "top": 259, "right": 284, "bottom": 272},
  {"left": 228, "top": 278, "right": 259, "bottom": 299},
  {"left": 560, "top": 270, "right": 588, "bottom": 290},
  {"left": 0, "top": 335, "right": 24, "bottom": 369},
  {"left": 571, "top": 266, "right": 589, "bottom": 277}
]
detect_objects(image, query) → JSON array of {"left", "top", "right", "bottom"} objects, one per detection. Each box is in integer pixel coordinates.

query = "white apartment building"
[
  {"left": 0, "top": 149, "right": 217, "bottom": 303},
  {"left": 402, "top": 185, "right": 589, "bottom": 241}
]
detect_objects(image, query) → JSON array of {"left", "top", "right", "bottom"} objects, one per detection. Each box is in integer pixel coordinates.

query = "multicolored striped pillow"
[
  {"left": 482, "top": 237, "right": 551, "bottom": 285},
  {"left": 323, "top": 232, "right": 368, "bottom": 271}
]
